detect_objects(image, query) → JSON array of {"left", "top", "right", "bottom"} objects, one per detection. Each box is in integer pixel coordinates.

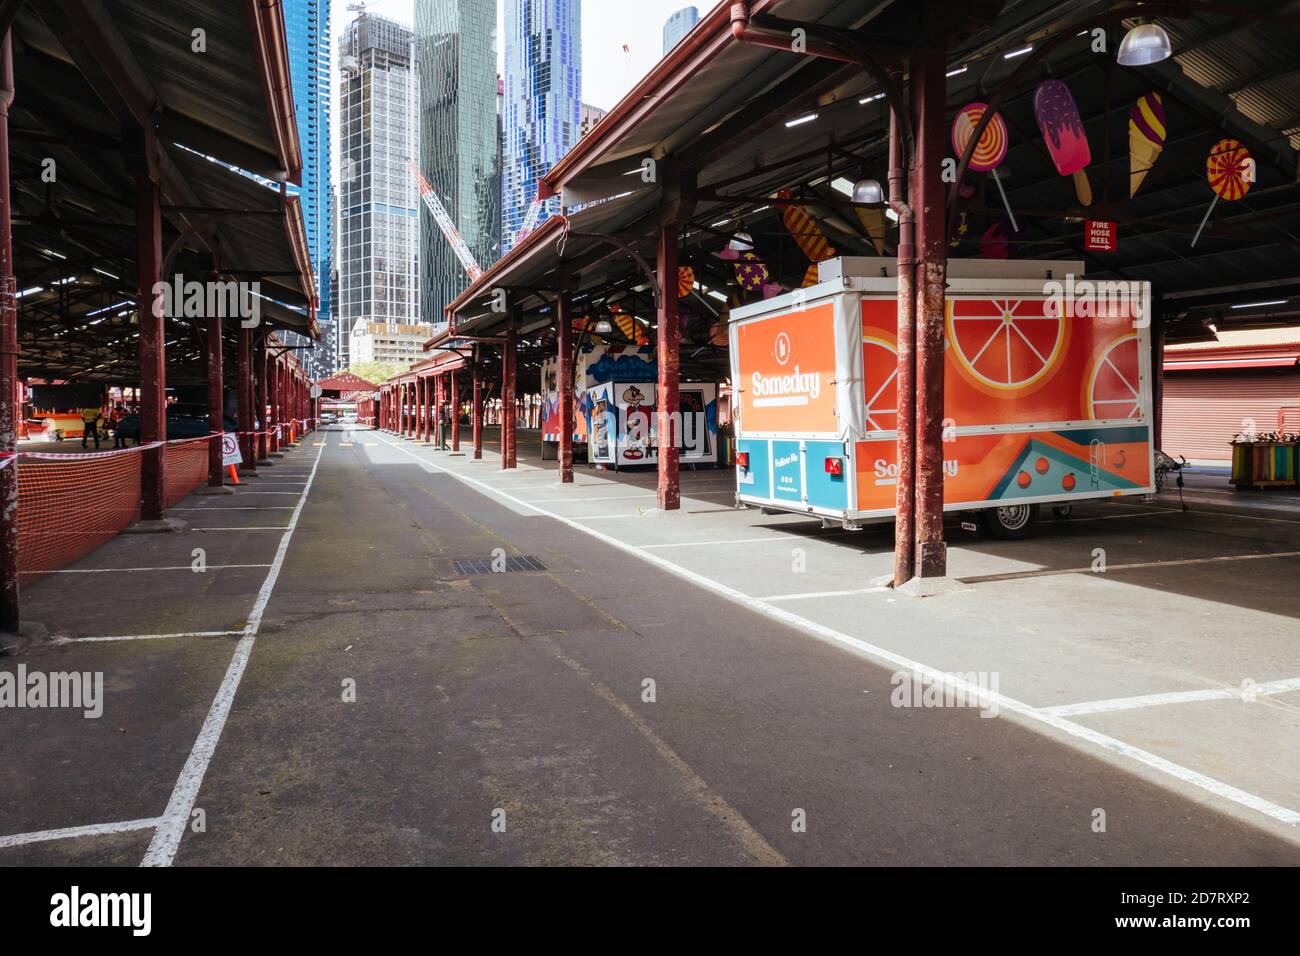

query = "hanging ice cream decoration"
[
  {"left": 952, "top": 102, "right": 1016, "bottom": 231},
  {"left": 1128, "top": 92, "right": 1165, "bottom": 197},
  {"left": 1191, "top": 138, "right": 1254, "bottom": 247},
  {"left": 1032, "top": 79, "right": 1093, "bottom": 206}
]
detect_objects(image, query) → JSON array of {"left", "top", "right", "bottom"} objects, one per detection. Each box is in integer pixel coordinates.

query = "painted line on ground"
[
  {"left": 960, "top": 550, "right": 1300, "bottom": 583},
  {"left": 374, "top": 433, "right": 1300, "bottom": 830},
  {"left": 142, "top": 438, "right": 326, "bottom": 867},
  {"left": 191, "top": 527, "right": 292, "bottom": 532},
  {"left": 58, "top": 630, "right": 246, "bottom": 644},
  {"left": 47, "top": 564, "right": 273, "bottom": 573},
  {"left": 171, "top": 507, "right": 296, "bottom": 511},
  {"left": 762, "top": 587, "right": 888, "bottom": 601},
  {"left": 1042, "top": 676, "right": 1300, "bottom": 717},
  {"left": 640, "top": 534, "right": 854, "bottom": 549},
  {"left": 0, "top": 817, "right": 162, "bottom": 849}
]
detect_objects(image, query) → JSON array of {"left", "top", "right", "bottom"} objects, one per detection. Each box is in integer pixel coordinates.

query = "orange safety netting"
[
  {"left": 15, "top": 448, "right": 143, "bottom": 581},
  {"left": 163, "top": 437, "right": 211, "bottom": 509}
]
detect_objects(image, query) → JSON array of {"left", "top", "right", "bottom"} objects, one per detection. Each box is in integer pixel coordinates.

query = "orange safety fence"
[
  {"left": 163, "top": 436, "right": 212, "bottom": 509},
  {"left": 13, "top": 447, "right": 143, "bottom": 581}
]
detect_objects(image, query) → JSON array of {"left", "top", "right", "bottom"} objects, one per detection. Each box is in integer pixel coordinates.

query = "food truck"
[
  {"left": 585, "top": 381, "right": 719, "bottom": 468},
  {"left": 729, "top": 257, "right": 1154, "bottom": 537}
]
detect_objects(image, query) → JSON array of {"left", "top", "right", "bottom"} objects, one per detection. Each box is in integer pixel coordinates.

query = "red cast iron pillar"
[
  {"left": 135, "top": 160, "right": 166, "bottom": 520},
  {"left": 502, "top": 310, "right": 518, "bottom": 469},
  {"left": 414, "top": 375, "right": 424, "bottom": 441},
  {"left": 268, "top": 355, "right": 280, "bottom": 454},
  {"left": 238, "top": 327, "right": 256, "bottom": 473},
  {"left": 472, "top": 344, "right": 483, "bottom": 459},
  {"left": 656, "top": 220, "right": 681, "bottom": 510},
  {"left": 910, "top": 45, "right": 949, "bottom": 579},
  {"left": 450, "top": 368, "right": 461, "bottom": 452},
  {"left": 556, "top": 284, "right": 574, "bottom": 483},
  {"left": 0, "top": 33, "right": 19, "bottom": 631},
  {"left": 256, "top": 339, "right": 270, "bottom": 462},
  {"left": 206, "top": 289, "right": 224, "bottom": 487},
  {"left": 890, "top": 100, "right": 918, "bottom": 587}
]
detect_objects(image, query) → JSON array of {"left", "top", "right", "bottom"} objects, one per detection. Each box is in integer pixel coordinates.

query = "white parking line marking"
[
  {"left": 59, "top": 630, "right": 246, "bottom": 644},
  {"left": 143, "top": 440, "right": 325, "bottom": 867},
  {"left": 48, "top": 564, "right": 272, "bottom": 573},
  {"left": 171, "top": 507, "right": 296, "bottom": 511},
  {"left": 191, "top": 527, "right": 292, "bottom": 532},
  {"left": 640, "top": 535, "right": 851, "bottom": 549},
  {"left": 763, "top": 588, "right": 886, "bottom": 601},
  {"left": 1043, "top": 676, "right": 1300, "bottom": 717},
  {"left": 375, "top": 434, "right": 1300, "bottom": 830},
  {"left": 962, "top": 550, "right": 1300, "bottom": 582},
  {"left": 0, "top": 817, "right": 163, "bottom": 849}
]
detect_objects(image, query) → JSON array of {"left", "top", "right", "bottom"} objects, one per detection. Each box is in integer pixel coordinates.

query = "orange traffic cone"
[{"left": 228, "top": 464, "right": 240, "bottom": 485}]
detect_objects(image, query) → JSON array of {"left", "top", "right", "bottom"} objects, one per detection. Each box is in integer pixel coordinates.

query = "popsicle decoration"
[
  {"left": 1032, "top": 79, "right": 1093, "bottom": 206},
  {"left": 1128, "top": 92, "right": 1165, "bottom": 196},
  {"left": 1191, "top": 138, "right": 1254, "bottom": 247},
  {"left": 952, "top": 102, "right": 1018, "bottom": 231}
]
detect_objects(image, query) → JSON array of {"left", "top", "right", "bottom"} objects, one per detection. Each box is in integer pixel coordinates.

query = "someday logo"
[{"left": 751, "top": 366, "right": 821, "bottom": 405}]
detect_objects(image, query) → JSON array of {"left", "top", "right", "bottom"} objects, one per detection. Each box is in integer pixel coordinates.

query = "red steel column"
[
  {"left": 557, "top": 289, "right": 574, "bottom": 483},
  {"left": 269, "top": 355, "right": 281, "bottom": 454},
  {"left": 135, "top": 167, "right": 166, "bottom": 520},
  {"left": 206, "top": 306, "right": 224, "bottom": 486},
  {"left": 911, "top": 45, "right": 948, "bottom": 579},
  {"left": 656, "top": 221, "right": 680, "bottom": 510},
  {"left": 502, "top": 312, "right": 518, "bottom": 469},
  {"left": 450, "top": 368, "right": 461, "bottom": 452},
  {"left": 472, "top": 345, "right": 483, "bottom": 460},
  {"left": 0, "top": 34, "right": 19, "bottom": 630},
  {"left": 238, "top": 327, "right": 256, "bottom": 472},
  {"left": 256, "top": 339, "right": 269, "bottom": 462},
  {"left": 891, "top": 101, "right": 917, "bottom": 586}
]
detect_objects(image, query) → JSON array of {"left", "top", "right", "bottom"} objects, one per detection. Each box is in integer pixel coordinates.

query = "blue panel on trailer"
[
  {"left": 736, "top": 437, "right": 771, "bottom": 498},
  {"left": 772, "top": 440, "right": 804, "bottom": 504},
  {"left": 803, "top": 440, "right": 849, "bottom": 511}
]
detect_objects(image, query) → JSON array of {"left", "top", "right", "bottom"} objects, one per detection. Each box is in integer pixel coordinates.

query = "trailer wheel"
[
  {"left": 1051, "top": 504, "right": 1073, "bottom": 519},
  {"left": 980, "top": 504, "right": 1038, "bottom": 539}
]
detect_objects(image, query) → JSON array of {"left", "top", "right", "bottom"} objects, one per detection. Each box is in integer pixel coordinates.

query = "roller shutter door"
[{"left": 1162, "top": 370, "right": 1300, "bottom": 462}]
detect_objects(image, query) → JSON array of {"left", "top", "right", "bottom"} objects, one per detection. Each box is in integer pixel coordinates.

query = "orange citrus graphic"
[
  {"left": 947, "top": 298, "right": 1064, "bottom": 391},
  {"left": 1088, "top": 333, "right": 1142, "bottom": 421},
  {"left": 863, "top": 335, "right": 898, "bottom": 432}
]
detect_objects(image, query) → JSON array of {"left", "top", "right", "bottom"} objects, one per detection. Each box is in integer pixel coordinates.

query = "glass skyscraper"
[
  {"left": 663, "top": 6, "right": 700, "bottom": 55},
  {"left": 416, "top": 0, "right": 501, "bottom": 330},
  {"left": 337, "top": 13, "right": 423, "bottom": 361},
  {"left": 282, "top": 0, "right": 333, "bottom": 329},
  {"left": 502, "top": 0, "right": 581, "bottom": 256}
]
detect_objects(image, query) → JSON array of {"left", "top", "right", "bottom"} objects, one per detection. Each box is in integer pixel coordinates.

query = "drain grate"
[{"left": 451, "top": 555, "right": 547, "bottom": 575}]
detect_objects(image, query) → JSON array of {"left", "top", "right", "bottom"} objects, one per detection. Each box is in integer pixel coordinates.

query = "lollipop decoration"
[
  {"left": 952, "top": 102, "right": 1017, "bottom": 231},
  {"left": 1191, "top": 138, "right": 1254, "bottom": 247},
  {"left": 1032, "top": 79, "right": 1093, "bottom": 206},
  {"left": 1128, "top": 92, "right": 1165, "bottom": 197}
]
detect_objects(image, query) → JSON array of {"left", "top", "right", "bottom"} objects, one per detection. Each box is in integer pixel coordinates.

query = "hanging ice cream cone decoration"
[
  {"left": 1191, "top": 138, "right": 1254, "bottom": 247},
  {"left": 779, "top": 188, "right": 836, "bottom": 287},
  {"left": 952, "top": 102, "right": 1016, "bottom": 231},
  {"left": 1128, "top": 92, "right": 1165, "bottom": 197}
]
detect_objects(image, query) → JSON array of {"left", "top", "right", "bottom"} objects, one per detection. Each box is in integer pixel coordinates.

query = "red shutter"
[{"left": 1162, "top": 370, "right": 1300, "bottom": 462}]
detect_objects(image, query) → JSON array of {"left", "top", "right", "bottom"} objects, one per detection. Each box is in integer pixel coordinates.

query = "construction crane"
[
  {"left": 515, "top": 197, "right": 545, "bottom": 245},
  {"left": 407, "top": 160, "right": 483, "bottom": 282}
]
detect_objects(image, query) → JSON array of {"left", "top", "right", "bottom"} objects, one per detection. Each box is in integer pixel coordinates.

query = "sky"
[{"left": 343, "top": 0, "right": 706, "bottom": 111}]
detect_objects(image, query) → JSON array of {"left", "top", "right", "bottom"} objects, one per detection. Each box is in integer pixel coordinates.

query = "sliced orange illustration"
[
  {"left": 1088, "top": 333, "right": 1143, "bottom": 421},
  {"left": 863, "top": 335, "right": 898, "bottom": 432},
  {"left": 947, "top": 298, "right": 1064, "bottom": 391}
]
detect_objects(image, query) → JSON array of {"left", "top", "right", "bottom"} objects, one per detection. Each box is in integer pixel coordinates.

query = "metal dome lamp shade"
[
  {"left": 1117, "top": 23, "right": 1172, "bottom": 66},
  {"left": 851, "top": 178, "right": 884, "bottom": 204}
]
